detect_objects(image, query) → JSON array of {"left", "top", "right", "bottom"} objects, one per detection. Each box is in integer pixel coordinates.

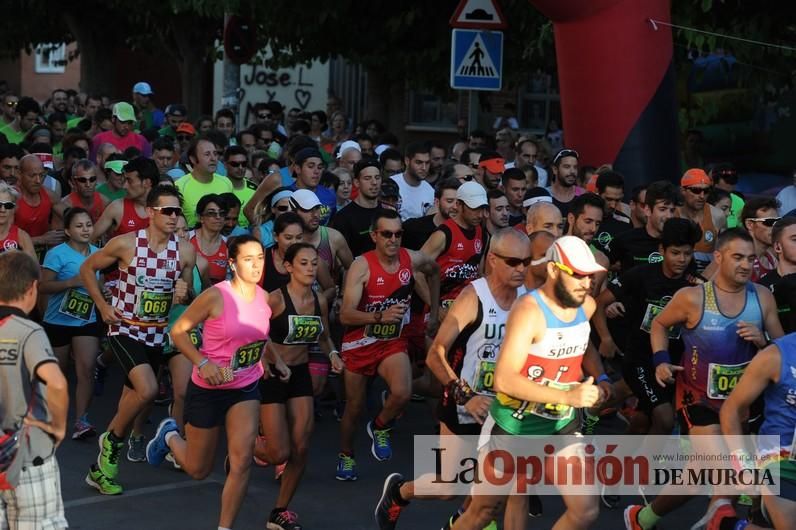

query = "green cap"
[
  {"left": 104, "top": 160, "right": 127, "bottom": 174},
  {"left": 112, "top": 102, "right": 136, "bottom": 122}
]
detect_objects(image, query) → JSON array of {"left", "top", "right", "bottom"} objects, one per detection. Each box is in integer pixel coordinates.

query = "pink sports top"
[{"left": 192, "top": 280, "right": 271, "bottom": 390}]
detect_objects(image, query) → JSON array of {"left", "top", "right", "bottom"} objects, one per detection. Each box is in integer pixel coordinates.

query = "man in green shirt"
[
  {"left": 0, "top": 97, "right": 41, "bottom": 145},
  {"left": 97, "top": 158, "right": 127, "bottom": 202},
  {"left": 157, "top": 104, "right": 188, "bottom": 138},
  {"left": 67, "top": 94, "right": 102, "bottom": 130},
  {"left": 223, "top": 145, "right": 256, "bottom": 227},
  {"left": 132, "top": 82, "right": 164, "bottom": 130},
  {"left": 175, "top": 137, "right": 233, "bottom": 226}
]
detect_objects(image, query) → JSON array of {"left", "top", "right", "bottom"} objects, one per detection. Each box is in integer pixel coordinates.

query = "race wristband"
[
  {"left": 652, "top": 350, "right": 671, "bottom": 367},
  {"left": 596, "top": 374, "right": 611, "bottom": 385},
  {"left": 329, "top": 350, "right": 340, "bottom": 360},
  {"left": 197, "top": 358, "right": 209, "bottom": 369}
]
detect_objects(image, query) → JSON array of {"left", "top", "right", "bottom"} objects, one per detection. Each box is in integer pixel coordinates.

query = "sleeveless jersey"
[
  {"left": 0, "top": 225, "right": 21, "bottom": 253},
  {"left": 269, "top": 285, "right": 323, "bottom": 345},
  {"left": 437, "top": 219, "right": 483, "bottom": 306},
  {"left": 189, "top": 231, "right": 228, "bottom": 284},
  {"left": 114, "top": 198, "right": 149, "bottom": 237},
  {"left": 192, "top": 280, "right": 270, "bottom": 390},
  {"left": 68, "top": 192, "right": 104, "bottom": 223},
  {"left": 444, "top": 278, "right": 521, "bottom": 426},
  {"left": 15, "top": 189, "right": 51, "bottom": 237},
  {"left": 316, "top": 226, "right": 334, "bottom": 271},
  {"left": 692, "top": 204, "right": 718, "bottom": 272},
  {"left": 677, "top": 281, "right": 762, "bottom": 412},
  {"left": 758, "top": 334, "right": 796, "bottom": 464},
  {"left": 342, "top": 248, "right": 414, "bottom": 351},
  {"left": 262, "top": 247, "right": 290, "bottom": 292},
  {"left": 108, "top": 229, "right": 180, "bottom": 347},
  {"left": 491, "top": 289, "right": 591, "bottom": 435}
]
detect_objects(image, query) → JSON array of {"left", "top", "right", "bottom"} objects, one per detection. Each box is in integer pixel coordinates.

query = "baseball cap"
[
  {"left": 112, "top": 102, "right": 136, "bottom": 122},
  {"left": 104, "top": 160, "right": 127, "bottom": 174},
  {"left": 289, "top": 189, "right": 321, "bottom": 210},
  {"left": 681, "top": 168, "right": 711, "bottom": 188},
  {"left": 337, "top": 140, "right": 361, "bottom": 159},
  {"left": 164, "top": 104, "right": 187, "bottom": 117},
  {"left": 33, "top": 152, "right": 53, "bottom": 170},
  {"left": 133, "top": 82, "right": 154, "bottom": 96},
  {"left": 374, "top": 144, "right": 390, "bottom": 157},
  {"left": 457, "top": 181, "right": 488, "bottom": 209},
  {"left": 545, "top": 235, "right": 607, "bottom": 276},
  {"left": 522, "top": 187, "right": 553, "bottom": 208},
  {"left": 294, "top": 147, "right": 323, "bottom": 166},
  {"left": 176, "top": 123, "right": 196, "bottom": 136},
  {"left": 479, "top": 157, "right": 505, "bottom": 175},
  {"left": 380, "top": 179, "right": 400, "bottom": 199}
]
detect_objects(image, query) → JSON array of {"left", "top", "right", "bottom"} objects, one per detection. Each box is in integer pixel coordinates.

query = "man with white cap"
[
  {"left": 337, "top": 140, "right": 362, "bottom": 173},
  {"left": 131, "top": 82, "right": 164, "bottom": 130},
  {"left": 90, "top": 102, "right": 151, "bottom": 162},
  {"left": 290, "top": 188, "right": 353, "bottom": 276},
  {"left": 420, "top": 181, "right": 487, "bottom": 313},
  {"left": 452, "top": 236, "right": 611, "bottom": 530}
]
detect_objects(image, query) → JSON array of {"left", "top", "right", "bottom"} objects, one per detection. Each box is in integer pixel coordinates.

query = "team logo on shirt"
[
  {"left": 165, "top": 260, "right": 177, "bottom": 271},
  {"left": 596, "top": 232, "right": 612, "bottom": 250},
  {"left": 474, "top": 239, "right": 482, "bottom": 254},
  {"left": 398, "top": 269, "right": 411, "bottom": 285},
  {"left": 127, "top": 219, "right": 136, "bottom": 226},
  {"left": 456, "top": 242, "right": 464, "bottom": 251},
  {"left": 648, "top": 251, "right": 664, "bottom": 264},
  {"left": 3, "top": 240, "right": 18, "bottom": 251},
  {"left": 376, "top": 276, "right": 385, "bottom": 286},
  {"left": 705, "top": 230, "right": 714, "bottom": 243}
]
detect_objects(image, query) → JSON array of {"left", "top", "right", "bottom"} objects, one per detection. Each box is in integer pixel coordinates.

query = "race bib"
[
  {"left": 473, "top": 360, "right": 496, "bottom": 395},
  {"left": 529, "top": 380, "right": 574, "bottom": 421},
  {"left": 58, "top": 288, "right": 94, "bottom": 321},
  {"left": 441, "top": 299, "right": 455, "bottom": 309},
  {"left": 231, "top": 340, "right": 265, "bottom": 371},
  {"left": 364, "top": 321, "right": 403, "bottom": 341},
  {"left": 189, "top": 328, "right": 202, "bottom": 348},
  {"left": 640, "top": 303, "right": 680, "bottom": 339},
  {"left": 707, "top": 362, "right": 749, "bottom": 400},
  {"left": 136, "top": 291, "right": 172, "bottom": 320},
  {"left": 284, "top": 315, "right": 323, "bottom": 344}
]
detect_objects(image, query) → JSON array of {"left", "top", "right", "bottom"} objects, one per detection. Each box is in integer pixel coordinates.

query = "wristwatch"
[{"left": 374, "top": 311, "right": 383, "bottom": 323}]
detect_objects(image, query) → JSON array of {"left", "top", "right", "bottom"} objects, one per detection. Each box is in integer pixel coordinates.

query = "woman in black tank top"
[{"left": 257, "top": 243, "right": 341, "bottom": 526}]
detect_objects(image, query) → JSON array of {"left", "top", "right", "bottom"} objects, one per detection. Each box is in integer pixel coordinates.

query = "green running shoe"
[
  {"left": 86, "top": 466, "right": 122, "bottom": 495},
  {"left": 97, "top": 431, "right": 124, "bottom": 478}
]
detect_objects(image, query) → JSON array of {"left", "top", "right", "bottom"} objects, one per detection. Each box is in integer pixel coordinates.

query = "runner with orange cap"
[{"left": 678, "top": 168, "right": 726, "bottom": 272}]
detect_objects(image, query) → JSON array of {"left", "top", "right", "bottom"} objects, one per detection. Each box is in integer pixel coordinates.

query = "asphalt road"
[{"left": 56, "top": 368, "right": 712, "bottom": 529}]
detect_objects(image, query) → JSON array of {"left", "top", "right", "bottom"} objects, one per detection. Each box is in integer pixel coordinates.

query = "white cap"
[
  {"left": 337, "top": 140, "right": 361, "bottom": 159},
  {"left": 289, "top": 189, "right": 321, "bottom": 210},
  {"left": 456, "top": 181, "right": 488, "bottom": 209},
  {"left": 545, "top": 236, "right": 607, "bottom": 275},
  {"left": 374, "top": 144, "right": 390, "bottom": 157}
]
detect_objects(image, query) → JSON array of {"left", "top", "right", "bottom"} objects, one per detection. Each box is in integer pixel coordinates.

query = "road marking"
[{"left": 65, "top": 478, "right": 222, "bottom": 508}]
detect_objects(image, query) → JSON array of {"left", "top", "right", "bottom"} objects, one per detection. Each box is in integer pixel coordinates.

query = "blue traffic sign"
[{"left": 450, "top": 29, "right": 503, "bottom": 91}]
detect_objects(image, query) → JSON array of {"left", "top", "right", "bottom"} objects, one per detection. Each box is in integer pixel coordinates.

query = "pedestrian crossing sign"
[{"left": 450, "top": 29, "right": 503, "bottom": 91}]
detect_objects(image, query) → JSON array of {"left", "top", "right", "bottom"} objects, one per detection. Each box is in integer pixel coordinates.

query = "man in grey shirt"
[{"left": 0, "top": 251, "right": 68, "bottom": 529}]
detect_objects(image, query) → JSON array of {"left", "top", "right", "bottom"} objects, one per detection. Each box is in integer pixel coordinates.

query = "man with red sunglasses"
[
  {"left": 58, "top": 160, "right": 109, "bottom": 224},
  {"left": 678, "top": 168, "right": 726, "bottom": 273}
]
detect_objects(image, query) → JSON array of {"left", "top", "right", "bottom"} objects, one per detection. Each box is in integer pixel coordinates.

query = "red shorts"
[{"left": 342, "top": 339, "right": 408, "bottom": 376}]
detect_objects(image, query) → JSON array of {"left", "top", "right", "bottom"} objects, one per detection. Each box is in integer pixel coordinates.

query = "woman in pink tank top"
[{"left": 145, "top": 234, "right": 286, "bottom": 530}]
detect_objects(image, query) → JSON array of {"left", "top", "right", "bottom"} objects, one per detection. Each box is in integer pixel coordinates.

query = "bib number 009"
[{"left": 365, "top": 322, "right": 401, "bottom": 340}]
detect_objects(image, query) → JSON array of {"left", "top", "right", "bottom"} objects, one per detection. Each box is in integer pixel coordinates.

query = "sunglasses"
[
  {"left": 554, "top": 261, "right": 592, "bottom": 279},
  {"left": 176, "top": 135, "right": 193, "bottom": 141},
  {"left": 258, "top": 113, "right": 271, "bottom": 119},
  {"left": 460, "top": 174, "right": 475, "bottom": 182},
  {"left": 202, "top": 209, "right": 227, "bottom": 218},
  {"left": 493, "top": 253, "right": 532, "bottom": 267},
  {"left": 750, "top": 217, "right": 780, "bottom": 227},
  {"left": 227, "top": 161, "right": 247, "bottom": 168},
  {"left": 376, "top": 229, "right": 403, "bottom": 239},
  {"left": 274, "top": 205, "right": 290, "bottom": 212},
  {"left": 552, "top": 149, "right": 579, "bottom": 166},
  {"left": 684, "top": 186, "right": 711, "bottom": 195},
  {"left": 152, "top": 206, "right": 183, "bottom": 217},
  {"left": 74, "top": 176, "right": 97, "bottom": 184},
  {"left": 6, "top": 101, "right": 17, "bottom": 108},
  {"left": 0, "top": 201, "right": 15, "bottom": 210}
]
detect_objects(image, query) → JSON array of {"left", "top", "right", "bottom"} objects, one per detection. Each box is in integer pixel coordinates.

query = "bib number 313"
[{"left": 232, "top": 340, "right": 265, "bottom": 372}]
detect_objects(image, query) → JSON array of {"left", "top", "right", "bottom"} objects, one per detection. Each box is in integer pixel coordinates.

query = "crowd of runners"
[{"left": 0, "top": 83, "right": 795, "bottom": 530}]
